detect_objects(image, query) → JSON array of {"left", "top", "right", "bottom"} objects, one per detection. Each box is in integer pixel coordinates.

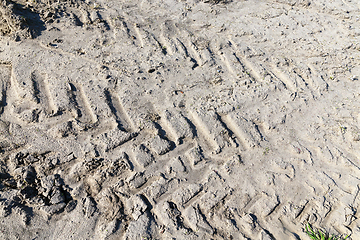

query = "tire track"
[
  {"left": 0, "top": 64, "right": 11, "bottom": 115},
  {"left": 30, "top": 70, "right": 57, "bottom": 115},
  {"left": 1, "top": 1, "right": 359, "bottom": 239},
  {"left": 222, "top": 112, "right": 263, "bottom": 150},
  {"left": 104, "top": 89, "right": 135, "bottom": 132}
]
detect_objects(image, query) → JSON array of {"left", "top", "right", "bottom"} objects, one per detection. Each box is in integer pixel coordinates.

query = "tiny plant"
[
  {"left": 305, "top": 223, "right": 349, "bottom": 240},
  {"left": 340, "top": 126, "right": 347, "bottom": 134},
  {"left": 263, "top": 147, "right": 270, "bottom": 155}
]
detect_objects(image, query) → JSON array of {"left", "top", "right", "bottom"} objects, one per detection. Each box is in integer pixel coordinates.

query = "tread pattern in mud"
[{"left": 1, "top": 0, "right": 360, "bottom": 239}]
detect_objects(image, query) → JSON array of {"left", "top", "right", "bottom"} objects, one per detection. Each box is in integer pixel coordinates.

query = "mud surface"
[{"left": 1, "top": 0, "right": 360, "bottom": 239}]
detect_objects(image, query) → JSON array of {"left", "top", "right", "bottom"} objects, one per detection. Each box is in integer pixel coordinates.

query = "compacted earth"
[{"left": 1, "top": 0, "right": 360, "bottom": 239}]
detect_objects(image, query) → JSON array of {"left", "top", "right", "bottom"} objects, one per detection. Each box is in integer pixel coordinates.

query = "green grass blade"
[{"left": 305, "top": 222, "right": 350, "bottom": 240}]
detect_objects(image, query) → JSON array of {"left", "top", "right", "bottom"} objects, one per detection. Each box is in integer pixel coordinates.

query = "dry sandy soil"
[{"left": 1, "top": 0, "right": 360, "bottom": 239}]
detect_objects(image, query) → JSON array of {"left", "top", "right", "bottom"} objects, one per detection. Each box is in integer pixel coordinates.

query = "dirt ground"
[{"left": 1, "top": 0, "right": 360, "bottom": 239}]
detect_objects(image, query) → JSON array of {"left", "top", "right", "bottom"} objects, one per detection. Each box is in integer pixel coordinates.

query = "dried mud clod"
[
  {"left": 0, "top": 0, "right": 86, "bottom": 41},
  {"left": 0, "top": 0, "right": 44, "bottom": 40},
  {"left": 0, "top": 159, "right": 73, "bottom": 224}
]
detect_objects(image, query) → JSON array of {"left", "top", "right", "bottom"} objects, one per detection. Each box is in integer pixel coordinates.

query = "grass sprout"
[{"left": 305, "top": 223, "right": 349, "bottom": 240}]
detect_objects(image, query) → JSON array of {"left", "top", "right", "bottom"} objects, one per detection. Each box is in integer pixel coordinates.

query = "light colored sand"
[{"left": 0, "top": 0, "right": 360, "bottom": 239}]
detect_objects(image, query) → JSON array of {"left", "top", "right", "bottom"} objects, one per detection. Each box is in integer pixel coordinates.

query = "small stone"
[
  {"left": 23, "top": 166, "right": 36, "bottom": 184},
  {"left": 65, "top": 200, "right": 77, "bottom": 213},
  {"left": 50, "top": 188, "right": 65, "bottom": 204},
  {"left": 40, "top": 203, "right": 66, "bottom": 215}
]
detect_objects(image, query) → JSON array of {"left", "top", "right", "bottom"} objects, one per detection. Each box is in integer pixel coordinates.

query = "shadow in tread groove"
[
  {"left": 0, "top": 64, "right": 11, "bottom": 115},
  {"left": 104, "top": 89, "right": 134, "bottom": 132}
]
